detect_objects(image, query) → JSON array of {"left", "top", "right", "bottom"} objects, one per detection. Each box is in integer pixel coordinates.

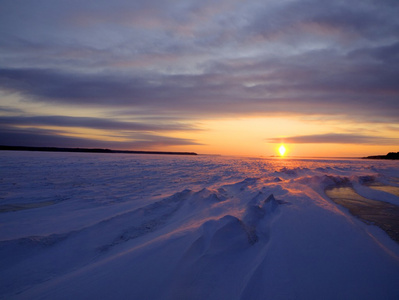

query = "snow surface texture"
[{"left": 1, "top": 152, "right": 399, "bottom": 300}]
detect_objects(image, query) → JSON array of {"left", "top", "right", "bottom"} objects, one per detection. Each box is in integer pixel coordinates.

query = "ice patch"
[{"left": 325, "top": 185, "right": 399, "bottom": 242}]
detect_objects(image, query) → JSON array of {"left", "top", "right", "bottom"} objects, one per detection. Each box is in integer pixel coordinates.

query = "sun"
[{"left": 278, "top": 144, "right": 286, "bottom": 156}]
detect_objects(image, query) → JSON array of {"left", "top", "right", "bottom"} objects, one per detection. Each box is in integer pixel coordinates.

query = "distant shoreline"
[
  {"left": 0, "top": 145, "right": 198, "bottom": 156},
  {"left": 362, "top": 152, "right": 399, "bottom": 160}
]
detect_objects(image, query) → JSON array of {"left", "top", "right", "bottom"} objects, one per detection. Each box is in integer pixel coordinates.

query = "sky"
[{"left": 0, "top": 0, "right": 398, "bottom": 157}]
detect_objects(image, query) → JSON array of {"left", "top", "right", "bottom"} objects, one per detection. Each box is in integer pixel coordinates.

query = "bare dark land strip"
[
  {"left": 363, "top": 152, "right": 399, "bottom": 160},
  {"left": 0, "top": 145, "right": 197, "bottom": 156}
]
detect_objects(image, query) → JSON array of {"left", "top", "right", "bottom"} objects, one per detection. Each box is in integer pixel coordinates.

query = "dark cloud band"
[{"left": 267, "top": 133, "right": 399, "bottom": 145}]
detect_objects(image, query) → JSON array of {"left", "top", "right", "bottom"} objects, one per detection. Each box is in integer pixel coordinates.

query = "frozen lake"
[{"left": 1, "top": 151, "right": 399, "bottom": 299}]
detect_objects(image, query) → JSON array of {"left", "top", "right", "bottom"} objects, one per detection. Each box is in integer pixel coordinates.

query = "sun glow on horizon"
[
  {"left": 279, "top": 144, "right": 286, "bottom": 156},
  {"left": 150, "top": 117, "right": 398, "bottom": 157}
]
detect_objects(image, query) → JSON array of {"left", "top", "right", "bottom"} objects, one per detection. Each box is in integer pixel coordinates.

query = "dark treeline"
[
  {"left": 363, "top": 152, "right": 399, "bottom": 160},
  {"left": 0, "top": 145, "right": 197, "bottom": 156}
]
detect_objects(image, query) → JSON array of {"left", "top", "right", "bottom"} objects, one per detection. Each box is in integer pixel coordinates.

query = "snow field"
[{"left": 1, "top": 152, "right": 398, "bottom": 299}]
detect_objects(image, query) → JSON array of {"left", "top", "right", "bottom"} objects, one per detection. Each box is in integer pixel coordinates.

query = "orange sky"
[{"left": 166, "top": 117, "right": 399, "bottom": 157}]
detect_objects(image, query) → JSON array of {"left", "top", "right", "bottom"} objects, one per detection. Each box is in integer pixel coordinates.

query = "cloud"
[
  {"left": 0, "top": 115, "right": 198, "bottom": 132},
  {"left": 348, "top": 42, "right": 399, "bottom": 64},
  {"left": 0, "top": 114, "right": 201, "bottom": 150},
  {"left": 1, "top": 62, "right": 398, "bottom": 123},
  {"left": 0, "top": 106, "right": 23, "bottom": 114},
  {"left": 0, "top": 125, "right": 201, "bottom": 149},
  {"left": 247, "top": 0, "right": 399, "bottom": 44},
  {"left": 267, "top": 133, "right": 399, "bottom": 145}
]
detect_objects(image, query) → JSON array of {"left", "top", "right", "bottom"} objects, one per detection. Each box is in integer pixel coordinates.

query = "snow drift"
[{"left": 1, "top": 152, "right": 399, "bottom": 299}]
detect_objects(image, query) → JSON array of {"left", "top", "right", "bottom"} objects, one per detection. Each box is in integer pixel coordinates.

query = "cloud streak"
[
  {"left": 267, "top": 133, "right": 399, "bottom": 145},
  {"left": 0, "top": 115, "right": 197, "bottom": 132},
  {"left": 0, "top": 125, "right": 201, "bottom": 149}
]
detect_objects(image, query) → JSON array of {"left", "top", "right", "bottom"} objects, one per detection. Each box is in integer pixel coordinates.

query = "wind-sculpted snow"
[{"left": 0, "top": 152, "right": 399, "bottom": 299}]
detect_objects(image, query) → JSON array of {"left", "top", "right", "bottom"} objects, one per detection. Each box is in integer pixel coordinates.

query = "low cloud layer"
[
  {"left": 0, "top": 115, "right": 197, "bottom": 132},
  {"left": 0, "top": 125, "right": 201, "bottom": 149},
  {"left": 267, "top": 133, "right": 399, "bottom": 145}
]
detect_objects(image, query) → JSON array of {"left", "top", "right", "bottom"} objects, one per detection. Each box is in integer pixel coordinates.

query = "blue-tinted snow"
[{"left": 1, "top": 151, "right": 398, "bottom": 299}]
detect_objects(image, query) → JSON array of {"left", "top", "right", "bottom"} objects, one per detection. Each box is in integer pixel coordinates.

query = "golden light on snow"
[{"left": 279, "top": 144, "right": 286, "bottom": 156}]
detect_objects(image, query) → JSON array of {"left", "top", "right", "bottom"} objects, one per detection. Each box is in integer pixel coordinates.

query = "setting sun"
[{"left": 279, "top": 144, "right": 286, "bottom": 156}]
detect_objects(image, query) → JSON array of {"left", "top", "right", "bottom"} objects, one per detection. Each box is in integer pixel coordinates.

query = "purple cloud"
[
  {"left": 0, "top": 115, "right": 198, "bottom": 132},
  {"left": 0, "top": 125, "right": 201, "bottom": 149}
]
